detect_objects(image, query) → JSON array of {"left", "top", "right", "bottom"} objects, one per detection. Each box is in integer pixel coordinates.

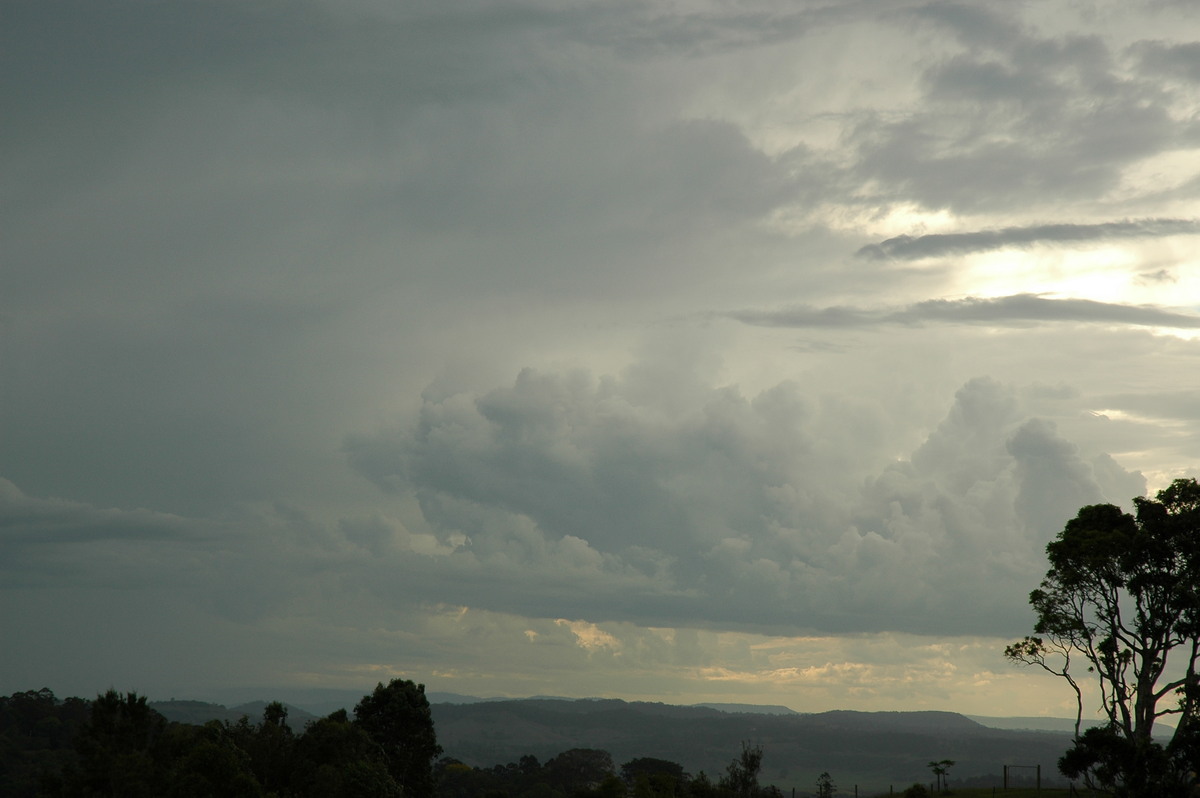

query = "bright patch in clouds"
[
  {"left": 556, "top": 620, "right": 624, "bottom": 654},
  {"left": 959, "top": 247, "right": 1135, "bottom": 304}
]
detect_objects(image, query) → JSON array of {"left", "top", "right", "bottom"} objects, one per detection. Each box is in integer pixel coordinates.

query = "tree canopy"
[
  {"left": 1006, "top": 477, "right": 1200, "bottom": 797},
  {"left": 1, "top": 684, "right": 803, "bottom": 797},
  {"left": 353, "top": 678, "right": 443, "bottom": 797}
]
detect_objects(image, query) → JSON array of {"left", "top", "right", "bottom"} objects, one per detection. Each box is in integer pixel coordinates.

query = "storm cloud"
[{"left": 2, "top": 0, "right": 1197, "bottom": 714}]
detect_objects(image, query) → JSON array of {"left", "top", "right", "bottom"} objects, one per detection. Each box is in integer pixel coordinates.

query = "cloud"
[
  {"left": 4, "top": 0, "right": 1198, "bottom": 711},
  {"left": 0, "top": 478, "right": 220, "bottom": 588},
  {"left": 0, "top": 478, "right": 207, "bottom": 546},
  {"left": 839, "top": 4, "right": 1186, "bottom": 213},
  {"left": 1094, "top": 390, "right": 1200, "bottom": 422},
  {"left": 856, "top": 219, "right": 1200, "bottom": 260},
  {"left": 346, "top": 364, "right": 1144, "bottom": 638},
  {"left": 726, "top": 294, "right": 1200, "bottom": 330},
  {"left": 1132, "top": 40, "right": 1200, "bottom": 83}
]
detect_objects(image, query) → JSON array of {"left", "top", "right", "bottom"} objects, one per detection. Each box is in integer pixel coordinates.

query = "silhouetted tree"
[
  {"left": 815, "top": 770, "right": 836, "bottom": 798},
  {"left": 927, "top": 759, "right": 953, "bottom": 792},
  {"left": 622, "top": 757, "right": 684, "bottom": 797},
  {"left": 1005, "top": 478, "right": 1200, "bottom": 797},
  {"left": 235, "top": 701, "right": 295, "bottom": 794},
  {"left": 293, "top": 708, "right": 399, "bottom": 797},
  {"left": 0, "top": 688, "right": 88, "bottom": 797},
  {"left": 719, "top": 742, "right": 762, "bottom": 798},
  {"left": 544, "top": 748, "right": 615, "bottom": 793},
  {"left": 353, "top": 678, "right": 442, "bottom": 797},
  {"left": 160, "top": 720, "right": 263, "bottom": 798},
  {"left": 67, "top": 690, "right": 168, "bottom": 797}
]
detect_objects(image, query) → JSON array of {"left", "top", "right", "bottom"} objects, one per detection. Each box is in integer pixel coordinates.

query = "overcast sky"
[{"left": 4, "top": 0, "right": 1200, "bottom": 720}]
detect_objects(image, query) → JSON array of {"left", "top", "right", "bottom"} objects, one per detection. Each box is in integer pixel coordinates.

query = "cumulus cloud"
[
  {"left": 346, "top": 366, "right": 1144, "bottom": 637},
  {"left": 726, "top": 294, "right": 1200, "bottom": 329}
]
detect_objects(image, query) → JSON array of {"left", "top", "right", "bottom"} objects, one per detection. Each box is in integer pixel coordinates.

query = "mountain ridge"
[{"left": 147, "top": 692, "right": 1078, "bottom": 793}]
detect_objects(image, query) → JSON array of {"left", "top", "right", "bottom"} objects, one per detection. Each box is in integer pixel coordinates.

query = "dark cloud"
[
  {"left": 0, "top": 478, "right": 210, "bottom": 548},
  {"left": 3, "top": 0, "right": 1198, "bottom": 707},
  {"left": 0, "top": 478, "right": 228, "bottom": 596},
  {"left": 856, "top": 219, "right": 1200, "bottom": 260},
  {"left": 727, "top": 294, "right": 1200, "bottom": 329},
  {"left": 1131, "top": 40, "right": 1200, "bottom": 83}
]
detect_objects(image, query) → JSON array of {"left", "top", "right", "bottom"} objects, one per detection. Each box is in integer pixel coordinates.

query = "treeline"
[
  {"left": 437, "top": 742, "right": 780, "bottom": 797},
  {"left": 0, "top": 684, "right": 784, "bottom": 797}
]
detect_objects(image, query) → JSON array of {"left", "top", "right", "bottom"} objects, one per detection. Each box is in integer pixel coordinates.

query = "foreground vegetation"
[
  {"left": 1, "top": 684, "right": 789, "bottom": 797},
  {"left": 1005, "top": 479, "right": 1200, "bottom": 798},
  {"left": 1, "top": 682, "right": 440, "bottom": 797}
]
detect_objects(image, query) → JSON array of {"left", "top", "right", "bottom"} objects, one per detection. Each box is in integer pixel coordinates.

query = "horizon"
[
  {"left": 4, "top": 0, "right": 1199, "bottom": 722},
  {"left": 30, "top": 683, "right": 1094, "bottom": 728},
  {"left": 10, "top": 681, "right": 1119, "bottom": 730}
]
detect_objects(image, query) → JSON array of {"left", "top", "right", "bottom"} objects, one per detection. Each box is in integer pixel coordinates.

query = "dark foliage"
[
  {"left": 1006, "top": 478, "right": 1200, "bottom": 797},
  {"left": 353, "top": 678, "right": 443, "bottom": 797},
  {"left": 3, "top": 685, "right": 971, "bottom": 797},
  {"left": 0, "top": 688, "right": 88, "bottom": 797},
  {"left": 0, "top": 682, "right": 430, "bottom": 797},
  {"left": 66, "top": 689, "right": 169, "bottom": 797}
]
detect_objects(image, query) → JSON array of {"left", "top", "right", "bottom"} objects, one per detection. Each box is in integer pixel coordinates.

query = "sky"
[{"left": 3, "top": 0, "right": 1200, "bottom": 721}]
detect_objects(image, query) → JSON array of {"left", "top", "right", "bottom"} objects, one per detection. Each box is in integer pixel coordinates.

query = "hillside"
[
  {"left": 143, "top": 693, "right": 1077, "bottom": 794},
  {"left": 430, "top": 698, "right": 1075, "bottom": 794},
  {"left": 148, "top": 699, "right": 318, "bottom": 732}
]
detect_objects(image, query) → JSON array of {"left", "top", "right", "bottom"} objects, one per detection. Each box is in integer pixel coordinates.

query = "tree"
[
  {"left": 240, "top": 701, "right": 295, "bottom": 794},
  {"left": 353, "top": 679, "right": 442, "bottom": 797},
  {"left": 292, "top": 709, "right": 399, "bottom": 797},
  {"left": 1005, "top": 478, "right": 1200, "bottom": 797},
  {"left": 161, "top": 720, "right": 263, "bottom": 798},
  {"left": 621, "top": 757, "right": 684, "bottom": 797},
  {"left": 815, "top": 770, "right": 837, "bottom": 798},
  {"left": 0, "top": 688, "right": 89, "bottom": 796},
  {"left": 926, "top": 760, "right": 953, "bottom": 792},
  {"left": 544, "top": 748, "right": 616, "bottom": 793},
  {"left": 68, "top": 690, "right": 168, "bottom": 797},
  {"left": 719, "top": 741, "right": 763, "bottom": 798}
]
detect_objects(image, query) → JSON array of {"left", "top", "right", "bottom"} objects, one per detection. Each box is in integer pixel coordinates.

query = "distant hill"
[
  {"left": 192, "top": 687, "right": 374, "bottom": 716},
  {"left": 149, "top": 699, "right": 318, "bottom": 732},
  {"left": 968, "top": 714, "right": 1175, "bottom": 740},
  {"left": 147, "top": 692, "right": 1079, "bottom": 794},
  {"left": 430, "top": 698, "right": 1074, "bottom": 795},
  {"left": 148, "top": 700, "right": 247, "bottom": 726},
  {"left": 967, "top": 715, "right": 1081, "bottom": 733}
]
